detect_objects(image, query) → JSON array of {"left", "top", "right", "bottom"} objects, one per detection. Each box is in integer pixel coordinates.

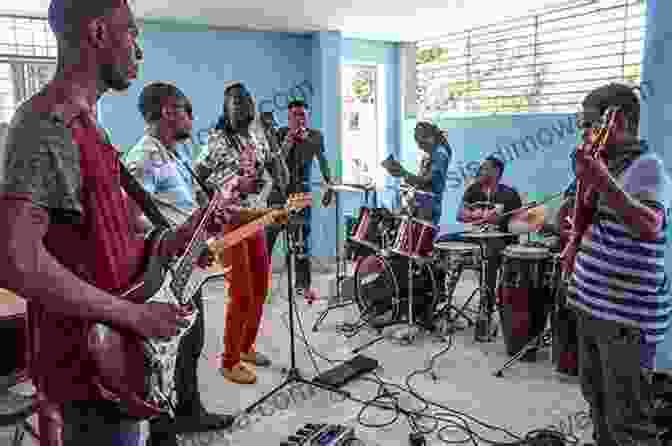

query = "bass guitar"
[{"left": 560, "top": 107, "right": 617, "bottom": 274}]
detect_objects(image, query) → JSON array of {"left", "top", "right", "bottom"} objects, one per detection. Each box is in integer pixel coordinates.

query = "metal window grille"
[
  {"left": 416, "top": 0, "right": 645, "bottom": 114},
  {"left": 0, "top": 14, "right": 57, "bottom": 123}
]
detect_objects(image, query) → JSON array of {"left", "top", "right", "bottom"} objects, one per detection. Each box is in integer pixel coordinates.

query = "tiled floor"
[{"left": 1, "top": 259, "right": 592, "bottom": 445}]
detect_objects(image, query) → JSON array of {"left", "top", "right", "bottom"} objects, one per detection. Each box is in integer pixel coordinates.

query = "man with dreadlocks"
[
  {"left": 383, "top": 121, "right": 452, "bottom": 330},
  {"left": 564, "top": 83, "right": 671, "bottom": 446},
  {"left": 195, "top": 81, "right": 277, "bottom": 385}
]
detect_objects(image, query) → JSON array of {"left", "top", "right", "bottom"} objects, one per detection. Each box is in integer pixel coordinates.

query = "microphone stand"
[{"left": 244, "top": 214, "right": 350, "bottom": 415}]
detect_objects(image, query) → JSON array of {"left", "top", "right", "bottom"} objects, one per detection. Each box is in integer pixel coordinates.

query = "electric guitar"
[{"left": 209, "top": 192, "right": 312, "bottom": 253}]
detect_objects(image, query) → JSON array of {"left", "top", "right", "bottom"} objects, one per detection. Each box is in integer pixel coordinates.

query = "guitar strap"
[{"left": 118, "top": 160, "right": 172, "bottom": 229}]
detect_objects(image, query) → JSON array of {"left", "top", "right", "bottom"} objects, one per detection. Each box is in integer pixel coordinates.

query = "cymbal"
[
  {"left": 463, "top": 232, "right": 516, "bottom": 238},
  {"left": 324, "top": 182, "right": 373, "bottom": 193},
  {"left": 508, "top": 206, "right": 546, "bottom": 234}
]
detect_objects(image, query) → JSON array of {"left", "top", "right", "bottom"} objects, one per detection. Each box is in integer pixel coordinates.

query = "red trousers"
[{"left": 218, "top": 226, "right": 270, "bottom": 369}]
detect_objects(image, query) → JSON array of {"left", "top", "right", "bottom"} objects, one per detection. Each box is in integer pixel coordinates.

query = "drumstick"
[{"left": 470, "top": 191, "right": 564, "bottom": 226}]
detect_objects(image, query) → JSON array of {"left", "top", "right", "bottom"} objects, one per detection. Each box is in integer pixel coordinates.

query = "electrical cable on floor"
[
  {"left": 268, "top": 258, "right": 580, "bottom": 446},
  {"left": 283, "top": 300, "right": 580, "bottom": 446}
]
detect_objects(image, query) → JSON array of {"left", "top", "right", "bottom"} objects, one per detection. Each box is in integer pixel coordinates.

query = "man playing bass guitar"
[
  {"left": 0, "top": 1, "right": 238, "bottom": 444},
  {"left": 564, "top": 83, "right": 672, "bottom": 446}
]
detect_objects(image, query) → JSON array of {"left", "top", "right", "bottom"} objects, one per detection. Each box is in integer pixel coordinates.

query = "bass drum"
[{"left": 353, "top": 254, "right": 438, "bottom": 329}]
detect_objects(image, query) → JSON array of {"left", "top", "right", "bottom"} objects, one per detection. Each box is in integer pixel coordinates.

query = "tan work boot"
[
  {"left": 220, "top": 363, "right": 256, "bottom": 384},
  {"left": 240, "top": 351, "right": 271, "bottom": 367}
]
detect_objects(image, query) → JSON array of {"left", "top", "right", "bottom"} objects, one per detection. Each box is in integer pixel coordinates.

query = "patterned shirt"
[
  {"left": 125, "top": 134, "right": 198, "bottom": 227},
  {"left": 567, "top": 152, "right": 672, "bottom": 367},
  {"left": 196, "top": 126, "right": 273, "bottom": 208}
]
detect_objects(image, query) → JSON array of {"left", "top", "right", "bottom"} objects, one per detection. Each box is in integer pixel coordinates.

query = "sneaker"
[
  {"left": 240, "top": 351, "right": 272, "bottom": 367},
  {"left": 220, "top": 363, "right": 256, "bottom": 384}
]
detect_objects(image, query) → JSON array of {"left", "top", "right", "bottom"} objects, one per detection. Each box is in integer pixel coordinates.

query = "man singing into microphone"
[{"left": 265, "top": 99, "right": 334, "bottom": 303}]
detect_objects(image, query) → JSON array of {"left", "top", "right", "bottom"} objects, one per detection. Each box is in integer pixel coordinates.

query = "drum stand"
[
  {"left": 493, "top": 269, "right": 559, "bottom": 377},
  {"left": 471, "top": 242, "right": 501, "bottom": 343},
  {"left": 493, "top": 327, "right": 552, "bottom": 377},
  {"left": 312, "top": 187, "right": 355, "bottom": 332},
  {"left": 352, "top": 255, "right": 436, "bottom": 353},
  {"left": 434, "top": 264, "right": 477, "bottom": 329}
]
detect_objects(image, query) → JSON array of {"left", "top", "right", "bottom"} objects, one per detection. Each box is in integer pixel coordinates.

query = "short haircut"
[
  {"left": 484, "top": 155, "right": 505, "bottom": 178},
  {"left": 138, "top": 82, "right": 187, "bottom": 123},
  {"left": 49, "top": 0, "right": 126, "bottom": 41},
  {"left": 581, "top": 83, "right": 640, "bottom": 131},
  {"left": 288, "top": 99, "right": 307, "bottom": 110}
]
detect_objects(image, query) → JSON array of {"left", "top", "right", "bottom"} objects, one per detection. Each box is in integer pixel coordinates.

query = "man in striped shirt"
[{"left": 564, "top": 83, "right": 671, "bottom": 446}]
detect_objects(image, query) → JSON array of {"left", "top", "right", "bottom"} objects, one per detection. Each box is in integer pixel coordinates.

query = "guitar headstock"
[{"left": 286, "top": 193, "right": 312, "bottom": 212}]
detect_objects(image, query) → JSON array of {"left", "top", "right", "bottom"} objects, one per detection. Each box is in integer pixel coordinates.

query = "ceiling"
[{"left": 0, "top": 0, "right": 594, "bottom": 42}]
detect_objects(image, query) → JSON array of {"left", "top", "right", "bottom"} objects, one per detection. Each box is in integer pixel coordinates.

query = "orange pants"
[{"left": 218, "top": 226, "right": 270, "bottom": 369}]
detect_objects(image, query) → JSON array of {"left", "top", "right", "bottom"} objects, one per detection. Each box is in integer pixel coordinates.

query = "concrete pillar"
[
  {"left": 310, "top": 31, "right": 342, "bottom": 260},
  {"left": 640, "top": 0, "right": 672, "bottom": 369}
]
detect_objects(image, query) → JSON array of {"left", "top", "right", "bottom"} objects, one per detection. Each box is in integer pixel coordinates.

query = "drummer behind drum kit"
[{"left": 345, "top": 186, "right": 573, "bottom": 372}]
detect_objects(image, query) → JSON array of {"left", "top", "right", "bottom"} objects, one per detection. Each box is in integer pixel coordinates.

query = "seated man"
[{"left": 457, "top": 156, "right": 522, "bottom": 340}]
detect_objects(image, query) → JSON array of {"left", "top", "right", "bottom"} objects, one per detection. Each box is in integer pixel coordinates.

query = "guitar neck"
[{"left": 216, "top": 210, "right": 281, "bottom": 251}]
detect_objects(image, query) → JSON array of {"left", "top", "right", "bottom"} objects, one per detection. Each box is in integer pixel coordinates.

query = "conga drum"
[
  {"left": 0, "top": 288, "right": 28, "bottom": 382},
  {"left": 496, "top": 245, "right": 554, "bottom": 361}
]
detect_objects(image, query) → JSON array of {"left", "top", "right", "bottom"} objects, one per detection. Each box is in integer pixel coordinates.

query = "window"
[
  {"left": 0, "top": 15, "right": 57, "bottom": 124},
  {"left": 416, "top": 0, "right": 645, "bottom": 114}
]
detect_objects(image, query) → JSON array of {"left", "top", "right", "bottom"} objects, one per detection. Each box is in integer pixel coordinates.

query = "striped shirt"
[{"left": 567, "top": 152, "right": 672, "bottom": 362}]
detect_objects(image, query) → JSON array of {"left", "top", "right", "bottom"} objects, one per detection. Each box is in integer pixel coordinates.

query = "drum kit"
[
  {"left": 333, "top": 184, "right": 576, "bottom": 374},
  {"left": 344, "top": 183, "right": 495, "bottom": 343}
]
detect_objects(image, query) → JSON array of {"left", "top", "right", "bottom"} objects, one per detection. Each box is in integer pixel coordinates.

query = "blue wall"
[
  {"left": 400, "top": 113, "right": 580, "bottom": 234},
  {"left": 98, "top": 23, "right": 401, "bottom": 261},
  {"left": 99, "top": 22, "right": 313, "bottom": 155},
  {"left": 641, "top": 0, "right": 672, "bottom": 370}
]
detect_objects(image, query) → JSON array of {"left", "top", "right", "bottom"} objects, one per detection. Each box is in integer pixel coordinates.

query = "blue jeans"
[{"left": 62, "top": 401, "right": 146, "bottom": 446}]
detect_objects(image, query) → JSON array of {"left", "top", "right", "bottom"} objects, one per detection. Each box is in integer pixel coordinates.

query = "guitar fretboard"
[{"left": 170, "top": 231, "right": 208, "bottom": 303}]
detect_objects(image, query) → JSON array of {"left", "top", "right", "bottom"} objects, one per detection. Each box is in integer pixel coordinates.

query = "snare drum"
[
  {"left": 0, "top": 289, "right": 28, "bottom": 381},
  {"left": 391, "top": 217, "right": 437, "bottom": 258},
  {"left": 496, "top": 245, "right": 554, "bottom": 360},
  {"left": 433, "top": 241, "right": 481, "bottom": 271}
]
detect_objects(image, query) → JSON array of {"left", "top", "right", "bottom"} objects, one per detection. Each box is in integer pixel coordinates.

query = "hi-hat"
[{"left": 508, "top": 206, "right": 546, "bottom": 234}]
